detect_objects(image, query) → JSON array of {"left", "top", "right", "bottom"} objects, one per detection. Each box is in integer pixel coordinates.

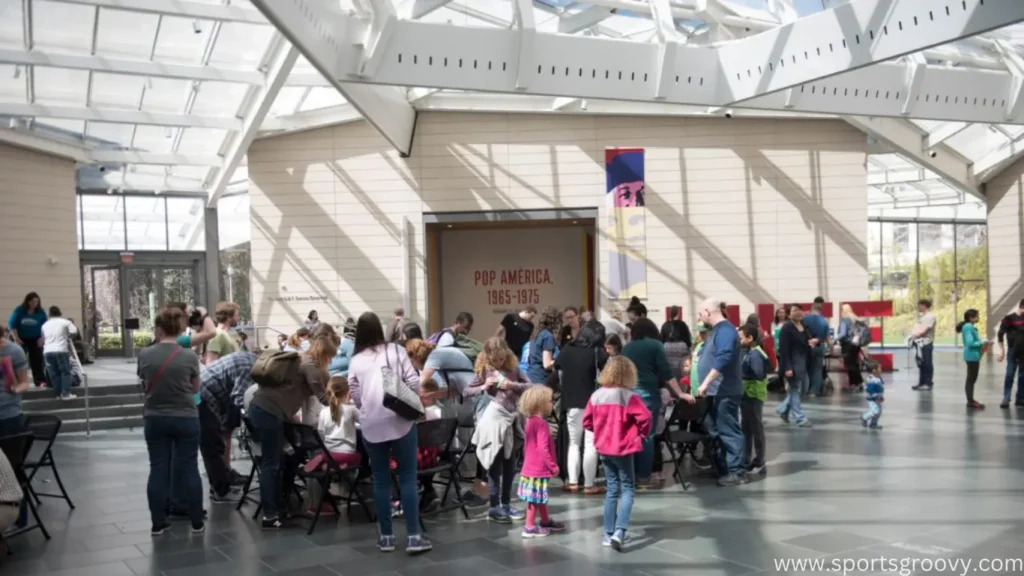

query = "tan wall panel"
[
  {"left": 0, "top": 144, "right": 80, "bottom": 324},
  {"left": 250, "top": 113, "right": 868, "bottom": 330},
  {"left": 986, "top": 158, "right": 1024, "bottom": 336}
]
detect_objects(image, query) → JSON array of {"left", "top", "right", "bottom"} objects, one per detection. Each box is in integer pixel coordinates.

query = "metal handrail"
[{"left": 252, "top": 325, "right": 288, "bottom": 350}]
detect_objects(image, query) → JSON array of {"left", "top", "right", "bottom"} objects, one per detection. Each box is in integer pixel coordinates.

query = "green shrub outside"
[{"left": 98, "top": 332, "right": 154, "bottom": 349}]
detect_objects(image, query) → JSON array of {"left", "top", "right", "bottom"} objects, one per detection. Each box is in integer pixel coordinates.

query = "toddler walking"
[
  {"left": 517, "top": 385, "right": 566, "bottom": 538},
  {"left": 739, "top": 325, "right": 768, "bottom": 476},
  {"left": 861, "top": 361, "right": 884, "bottom": 429},
  {"left": 583, "top": 356, "right": 652, "bottom": 552}
]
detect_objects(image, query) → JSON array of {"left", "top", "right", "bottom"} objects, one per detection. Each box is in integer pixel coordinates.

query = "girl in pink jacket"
[
  {"left": 516, "top": 385, "right": 566, "bottom": 538},
  {"left": 583, "top": 356, "right": 652, "bottom": 551}
]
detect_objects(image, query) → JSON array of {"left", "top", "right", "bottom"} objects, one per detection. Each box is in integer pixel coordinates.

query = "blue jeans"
[
  {"left": 776, "top": 372, "right": 808, "bottom": 423},
  {"left": 44, "top": 352, "right": 72, "bottom": 397},
  {"left": 144, "top": 415, "right": 203, "bottom": 526},
  {"left": 707, "top": 395, "right": 745, "bottom": 476},
  {"left": 862, "top": 399, "right": 882, "bottom": 427},
  {"left": 918, "top": 343, "right": 934, "bottom": 387},
  {"left": 248, "top": 404, "right": 285, "bottom": 519},
  {"left": 635, "top": 392, "right": 661, "bottom": 482},
  {"left": 0, "top": 414, "right": 28, "bottom": 527},
  {"left": 1003, "top": 357, "right": 1024, "bottom": 403},
  {"left": 808, "top": 347, "right": 825, "bottom": 395},
  {"left": 364, "top": 426, "right": 421, "bottom": 537},
  {"left": 602, "top": 454, "right": 635, "bottom": 535}
]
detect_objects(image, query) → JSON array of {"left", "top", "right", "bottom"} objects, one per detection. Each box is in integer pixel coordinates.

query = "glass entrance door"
[{"left": 85, "top": 265, "right": 124, "bottom": 357}]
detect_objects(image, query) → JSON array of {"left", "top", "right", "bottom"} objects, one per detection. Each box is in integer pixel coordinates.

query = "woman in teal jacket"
[
  {"left": 956, "top": 309, "right": 985, "bottom": 409},
  {"left": 8, "top": 292, "right": 47, "bottom": 385}
]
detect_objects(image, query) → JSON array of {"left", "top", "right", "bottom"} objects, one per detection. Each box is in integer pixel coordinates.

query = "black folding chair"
[
  {"left": 236, "top": 416, "right": 262, "bottom": 519},
  {"left": 0, "top": 432, "right": 49, "bottom": 541},
  {"left": 283, "top": 422, "right": 373, "bottom": 535},
  {"left": 663, "top": 397, "right": 718, "bottom": 490},
  {"left": 23, "top": 415, "right": 74, "bottom": 509},
  {"left": 416, "top": 417, "right": 469, "bottom": 532}
]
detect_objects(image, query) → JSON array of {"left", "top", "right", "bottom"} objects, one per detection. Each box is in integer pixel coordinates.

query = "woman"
[
  {"left": 558, "top": 306, "right": 581, "bottom": 349},
  {"left": 837, "top": 304, "right": 864, "bottom": 391},
  {"left": 8, "top": 292, "right": 47, "bottom": 386},
  {"left": 248, "top": 324, "right": 337, "bottom": 529},
  {"left": 526, "top": 306, "right": 561, "bottom": 384},
  {"left": 328, "top": 319, "right": 356, "bottom": 377},
  {"left": 957, "top": 309, "right": 986, "bottom": 409},
  {"left": 622, "top": 318, "right": 689, "bottom": 488},
  {"left": 777, "top": 305, "right": 814, "bottom": 427},
  {"left": 402, "top": 322, "right": 424, "bottom": 343},
  {"left": 626, "top": 297, "right": 647, "bottom": 329},
  {"left": 555, "top": 320, "right": 607, "bottom": 494},
  {"left": 347, "top": 312, "right": 432, "bottom": 555},
  {"left": 284, "top": 327, "right": 311, "bottom": 352},
  {"left": 771, "top": 307, "right": 788, "bottom": 362},
  {"left": 660, "top": 306, "right": 693, "bottom": 349},
  {"left": 138, "top": 307, "right": 204, "bottom": 535}
]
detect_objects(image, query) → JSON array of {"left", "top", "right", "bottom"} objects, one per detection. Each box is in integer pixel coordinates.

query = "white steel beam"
[
  {"left": 90, "top": 150, "right": 223, "bottom": 166},
  {"left": 248, "top": 0, "right": 418, "bottom": 155},
  {"left": 975, "top": 134, "right": 1024, "bottom": 183},
  {"left": 924, "top": 121, "right": 970, "bottom": 149},
  {"left": 0, "top": 49, "right": 264, "bottom": 85},
  {"left": 208, "top": 44, "right": 299, "bottom": 204},
  {"left": 512, "top": 0, "right": 536, "bottom": 91},
  {"left": 360, "top": 0, "right": 398, "bottom": 78},
  {"left": 1, "top": 103, "right": 241, "bottom": 130},
  {"left": 845, "top": 116, "right": 980, "bottom": 199},
  {"left": 50, "top": 0, "right": 267, "bottom": 24},
  {"left": 255, "top": 0, "right": 1024, "bottom": 125},
  {"left": 259, "top": 104, "right": 362, "bottom": 136},
  {"left": 398, "top": 0, "right": 455, "bottom": 20},
  {"left": 649, "top": 0, "right": 682, "bottom": 101},
  {"left": 559, "top": 6, "right": 616, "bottom": 35},
  {"left": 0, "top": 127, "right": 87, "bottom": 161}
]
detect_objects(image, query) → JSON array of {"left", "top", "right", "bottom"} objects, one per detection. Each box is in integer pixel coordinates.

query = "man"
[
  {"left": 910, "top": 299, "right": 936, "bottom": 391},
  {"left": 695, "top": 298, "right": 746, "bottom": 487},
  {"left": 436, "top": 312, "right": 474, "bottom": 347},
  {"left": 997, "top": 299, "right": 1024, "bottom": 408},
  {"left": 803, "top": 301, "right": 830, "bottom": 397},
  {"left": 496, "top": 306, "right": 536, "bottom": 359},
  {"left": 204, "top": 302, "right": 241, "bottom": 365},
  {"left": 41, "top": 306, "right": 78, "bottom": 401},
  {"left": 198, "top": 350, "right": 256, "bottom": 502}
]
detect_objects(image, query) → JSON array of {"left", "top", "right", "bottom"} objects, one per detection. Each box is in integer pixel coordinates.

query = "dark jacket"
[
  {"left": 554, "top": 344, "right": 608, "bottom": 410},
  {"left": 778, "top": 321, "right": 811, "bottom": 375}
]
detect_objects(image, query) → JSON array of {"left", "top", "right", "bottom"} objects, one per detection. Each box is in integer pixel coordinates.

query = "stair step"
[
  {"left": 24, "top": 404, "right": 142, "bottom": 421},
  {"left": 61, "top": 415, "right": 144, "bottom": 434},
  {"left": 23, "top": 382, "right": 139, "bottom": 400},
  {"left": 21, "top": 393, "right": 142, "bottom": 412}
]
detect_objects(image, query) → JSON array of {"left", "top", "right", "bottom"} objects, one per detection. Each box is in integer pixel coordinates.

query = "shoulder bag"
[{"left": 381, "top": 344, "right": 424, "bottom": 421}]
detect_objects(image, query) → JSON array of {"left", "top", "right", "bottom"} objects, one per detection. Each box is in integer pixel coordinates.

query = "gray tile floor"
[{"left": 5, "top": 351, "right": 1024, "bottom": 576}]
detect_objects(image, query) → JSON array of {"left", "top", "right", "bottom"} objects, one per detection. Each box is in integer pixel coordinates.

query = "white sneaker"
[{"left": 60, "top": 394, "right": 77, "bottom": 401}]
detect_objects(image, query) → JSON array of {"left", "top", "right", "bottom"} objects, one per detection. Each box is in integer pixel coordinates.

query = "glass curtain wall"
[{"left": 868, "top": 219, "right": 988, "bottom": 347}]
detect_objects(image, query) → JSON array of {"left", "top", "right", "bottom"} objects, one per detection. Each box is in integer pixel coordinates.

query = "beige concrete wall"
[
  {"left": 986, "top": 158, "right": 1024, "bottom": 336},
  {"left": 248, "top": 112, "right": 868, "bottom": 331},
  {"left": 0, "top": 143, "right": 80, "bottom": 324}
]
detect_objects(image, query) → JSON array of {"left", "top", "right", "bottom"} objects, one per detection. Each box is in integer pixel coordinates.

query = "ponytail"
[
  {"left": 955, "top": 321, "right": 966, "bottom": 334},
  {"left": 326, "top": 376, "right": 349, "bottom": 423},
  {"left": 957, "top": 309, "right": 979, "bottom": 334}
]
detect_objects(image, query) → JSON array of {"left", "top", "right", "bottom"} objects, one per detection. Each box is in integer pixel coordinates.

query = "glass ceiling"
[{"left": 0, "top": 0, "right": 1021, "bottom": 214}]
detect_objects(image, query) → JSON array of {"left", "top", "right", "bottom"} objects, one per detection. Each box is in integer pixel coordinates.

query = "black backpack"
[{"left": 850, "top": 320, "right": 872, "bottom": 347}]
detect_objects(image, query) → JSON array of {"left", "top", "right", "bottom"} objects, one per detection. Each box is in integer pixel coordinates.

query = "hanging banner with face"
[{"left": 606, "top": 148, "right": 647, "bottom": 300}]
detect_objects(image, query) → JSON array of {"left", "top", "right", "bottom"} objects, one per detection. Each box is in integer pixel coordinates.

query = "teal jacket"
[{"left": 961, "top": 322, "right": 983, "bottom": 362}]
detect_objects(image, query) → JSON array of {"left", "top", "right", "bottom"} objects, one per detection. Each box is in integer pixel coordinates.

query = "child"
[
  {"left": 739, "top": 325, "right": 768, "bottom": 476},
  {"left": 605, "top": 334, "right": 623, "bottom": 357},
  {"left": 689, "top": 322, "right": 708, "bottom": 395},
  {"left": 957, "top": 309, "right": 986, "bottom": 409},
  {"left": 304, "top": 376, "right": 361, "bottom": 514},
  {"left": 466, "top": 337, "right": 531, "bottom": 524},
  {"left": 583, "top": 356, "right": 651, "bottom": 552},
  {"left": 861, "top": 362, "right": 884, "bottom": 429},
  {"left": 517, "top": 385, "right": 566, "bottom": 538}
]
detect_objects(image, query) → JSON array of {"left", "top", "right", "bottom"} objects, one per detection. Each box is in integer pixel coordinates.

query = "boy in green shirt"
[{"left": 739, "top": 324, "right": 768, "bottom": 476}]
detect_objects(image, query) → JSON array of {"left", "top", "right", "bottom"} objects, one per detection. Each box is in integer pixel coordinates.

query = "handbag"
[{"left": 381, "top": 344, "right": 424, "bottom": 421}]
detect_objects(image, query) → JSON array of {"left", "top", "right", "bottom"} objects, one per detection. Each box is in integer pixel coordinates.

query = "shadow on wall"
[{"left": 250, "top": 116, "right": 868, "bottom": 328}]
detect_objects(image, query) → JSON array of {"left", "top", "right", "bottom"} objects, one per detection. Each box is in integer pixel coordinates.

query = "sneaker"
[
  {"left": 861, "top": 417, "right": 869, "bottom": 428},
  {"left": 210, "top": 489, "right": 242, "bottom": 504},
  {"left": 602, "top": 533, "right": 613, "bottom": 547},
  {"left": 503, "top": 505, "right": 525, "bottom": 521},
  {"left": 717, "top": 474, "right": 745, "bottom": 487},
  {"left": 261, "top": 517, "right": 284, "bottom": 530},
  {"left": 522, "top": 525, "right": 550, "bottom": 539},
  {"left": 693, "top": 457, "right": 713, "bottom": 470},
  {"left": 190, "top": 522, "right": 205, "bottom": 534},
  {"left": 747, "top": 463, "right": 766, "bottom": 476},
  {"left": 488, "top": 506, "right": 512, "bottom": 524},
  {"left": 378, "top": 534, "right": 396, "bottom": 552},
  {"left": 151, "top": 523, "right": 172, "bottom": 536},
  {"left": 406, "top": 534, "right": 432, "bottom": 554},
  {"left": 460, "top": 490, "right": 488, "bottom": 507},
  {"left": 610, "top": 529, "right": 626, "bottom": 552},
  {"left": 562, "top": 483, "right": 580, "bottom": 493},
  {"left": 797, "top": 420, "right": 813, "bottom": 428},
  {"left": 540, "top": 519, "right": 566, "bottom": 532},
  {"left": 778, "top": 411, "right": 790, "bottom": 424},
  {"left": 1001, "top": 400, "right": 1010, "bottom": 409},
  {"left": 868, "top": 424, "right": 883, "bottom": 430}
]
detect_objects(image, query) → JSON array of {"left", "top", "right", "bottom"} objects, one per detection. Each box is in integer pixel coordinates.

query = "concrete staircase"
[{"left": 22, "top": 383, "right": 144, "bottom": 433}]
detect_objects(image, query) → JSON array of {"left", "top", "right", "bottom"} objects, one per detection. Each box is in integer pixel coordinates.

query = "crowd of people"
[{"left": 7, "top": 290, "right": 1024, "bottom": 554}]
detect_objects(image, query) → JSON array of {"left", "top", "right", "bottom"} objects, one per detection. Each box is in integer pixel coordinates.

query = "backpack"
[
  {"left": 452, "top": 333, "right": 483, "bottom": 364},
  {"left": 250, "top": 349, "right": 301, "bottom": 387},
  {"left": 851, "top": 320, "right": 872, "bottom": 347},
  {"left": 427, "top": 329, "right": 453, "bottom": 345}
]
